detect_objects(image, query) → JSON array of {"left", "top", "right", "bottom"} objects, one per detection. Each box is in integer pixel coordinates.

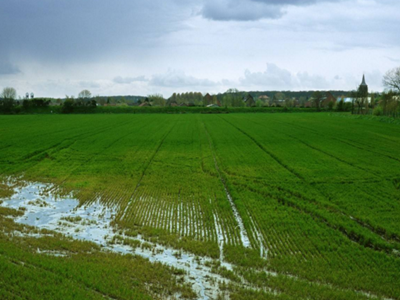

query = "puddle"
[
  {"left": 249, "top": 214, "right": 268, "bottom": 260},
  {"left": 213, "top": 212, "right": 233, "bottom": 271},
  {"left": 224, "top": 186, "right": 251, "bottom": 248},
  {"left": 204, "top": 126, "right": 251, "bottom": 248}
]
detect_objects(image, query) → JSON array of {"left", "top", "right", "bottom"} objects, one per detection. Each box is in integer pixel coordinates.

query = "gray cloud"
[
  {"left": 296, "top": 72, "right": 329, "bottom": 89},
  {"left": 113, "top": 76, "right": 148, "bottom": 84},
  {"left": 149, "top": 70, "right": 218, "bottom": 88},
  {"left": 240, "top": 64, "right": 292, "bottom": 88},
  {"left": 201, "top": 0, "right": 283, "bottom": 21},
  {"left": 1, "top": 0, "right": 398, "bottom": 97},
  {"left": 79, "top": 81, "right": 101, "bottom": 89},
  {"left": 201, "top": 0, "right": 342, "bottom": 21},
  {"left": 0, "top": 61, "right": 20, "bottom": 75},
  {"left": 240, "top": 64, "right": 329, "bottom": 90},
  {"left": 386, "top": 56, "right": 400, "bottom": 63},
  {"left": 0, "top": 0, "right": 188, "bottom": 64}
]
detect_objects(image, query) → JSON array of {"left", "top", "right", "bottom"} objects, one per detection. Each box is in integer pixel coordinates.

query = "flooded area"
[
  {"left": 1, "top": 179, "right": 391, "bottom": 300},
  {"left": 0, "top": 180, "right": 231, "bottom": 300}
]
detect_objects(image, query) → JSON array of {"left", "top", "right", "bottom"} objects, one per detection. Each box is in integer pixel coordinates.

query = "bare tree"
[
  {"left": 383, "top": 67, "right": 400, "bottom": 93},
  {"left": 1, "top": 87, "right": 17, "bottom": 99},
  {"left": 312, "top": 91, "right": 323, "bottom": 111},
  {"left": 78, "top": 89, "right": 91, "bottom": 98}
]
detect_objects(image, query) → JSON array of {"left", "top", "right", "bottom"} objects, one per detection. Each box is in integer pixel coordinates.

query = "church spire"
[
  {"left": 361, "top": 74, "right": 367, "bottom": 86},
  {"left": 358, "top": 74, "right": 368, "bottom": 95}
]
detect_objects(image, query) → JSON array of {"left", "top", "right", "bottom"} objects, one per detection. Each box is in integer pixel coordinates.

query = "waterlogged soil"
[
  {"left": 2, "top": 180, "right": 387, "bottom": 300},
  {"left": 0, "top": 180, "right": 233, "bottom": 300}
]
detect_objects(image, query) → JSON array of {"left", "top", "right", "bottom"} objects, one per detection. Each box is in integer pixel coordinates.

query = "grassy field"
[{"left": 1, "top": 113, "right": 400, "bottom": 299}]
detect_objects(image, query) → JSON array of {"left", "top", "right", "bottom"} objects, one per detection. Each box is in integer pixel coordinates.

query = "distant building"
[
  {"left": 243, "top": 94, "right": 255, "bottom": 107},
  {"left": 358, "top": 74, "right": 368, "bottom": 95},
  {"left": 258, "top": 95, "right": 269, "bottom": 102},
  {"left": 320, "top": 92, "right": 337, "bottom": 108},
  {"left": 336, "top": 76, "right": 371, "bottom": 105}
]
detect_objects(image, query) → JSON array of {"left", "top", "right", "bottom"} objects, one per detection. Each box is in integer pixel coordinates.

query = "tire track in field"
[
  {"left": 20, "top": 118, "right": 135, "bottom": 163},
  {"left": 219, "top": 116, "right": 305, "bottom": 181},
  {"left": 0, "top": 116, "right": 103, "bottom": 151},
  {"left": 279, "top": 131, "right": 382, "bottom": 179},
  {"left": 233, "top": 178, "right": 399, "bottom": 257},
  {"left": 59, "top": 118, "right": 159, "bottom": 189},
  {"left": 283, "top": 120, "right": 400, "bottom": 165},
  {"left": 119, "top": 121, "right": 177, "bottom": 221},
  {"left": 227, "top": 116, "right": 380, "bottom": 179},
  {"left": 0, "top": 118, "right": 135, "bottom": 177},
  {"left": 218, "top": 116, "right": 400, "bottom": 255},
  {"left": 15, "top": 119, "right": 140, "bottom": 178},
  {"left": 202, "top": 121, "right": 251, "bottom": 248},
  {"left": 237, "top": 117, "right": 400, "bottom": 241}
]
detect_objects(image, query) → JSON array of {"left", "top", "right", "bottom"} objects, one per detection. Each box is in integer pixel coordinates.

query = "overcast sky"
[{"left": 1, "top": 0, "right": 399, "bottom": 98}]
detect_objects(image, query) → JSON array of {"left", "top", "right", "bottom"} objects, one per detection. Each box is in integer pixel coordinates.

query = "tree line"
[{"left": 1, "top": 67, "right": 399, "bottom": 115}]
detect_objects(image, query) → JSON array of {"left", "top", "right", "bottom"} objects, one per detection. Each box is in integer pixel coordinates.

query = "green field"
[{"left": 1, "top": 113, "right": 400, "bottom": 299}]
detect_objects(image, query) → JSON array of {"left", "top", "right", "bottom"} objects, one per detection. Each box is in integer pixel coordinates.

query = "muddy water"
[{"left": 0, "top": 181, "right": 229, "bottom": 300}]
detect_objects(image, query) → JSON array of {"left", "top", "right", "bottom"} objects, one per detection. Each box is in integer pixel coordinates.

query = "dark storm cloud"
[
  {"left": 201, "top": 0, "right": 342, "bottom": 21},
  {"left": 0, "top": 0, "right": 187, "bottom": 64}
]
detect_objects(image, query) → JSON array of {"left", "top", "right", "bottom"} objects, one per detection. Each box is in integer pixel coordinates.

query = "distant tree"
[
  {"left": 225, "top": 88, "right": 239, "bottom": 94},
  {"left": 349, "top": 90, "right": 357, "bottom": 114},
  {"left": 255, "top": 99, "right": 263, "bottom": 107},
  {"left": 284, "top": 97, "right": 293, "bottom": 107},
  {"left": 312, "top": 91, "right": 323, "bottom": 111},
  {"left": 0, "top": 87, "right": 17, "bottom": 112},
  {"left": 78, "top": 89, "right": 91, "bottom": 98},
  {"left": 97, "top": 98, "right": 106, "bottom": 106},
  {"left": 335, "top": 98, "right": 345, "bottom": 112},
  {"left": 383, "top": 67, "right": 400, "bottom": 93},
  {"left": 275, "top": 92, "right": 285, "bottom": 101},
  {"left": 299, "top": 96, "right": 307, "bottom": 107},
  {"left": 1, "top": 87, "right": 17, "bottom": 99},
  {"left": 89, "top": 99, "right": 97, "bottom": 107},
  {"left": 379, "top": 90, "right": 399, "bottom": 117},
  {"left": 62, "top": 99, "right": 75, "bottom": 113},
  {"left": 212, "top": 95, "right": 218, "bottom": 105},
  {"left": 222, "top": 94, "right": 232, "bottom": 107},
  {"left": 203, "top": 93, "right": 212, "bottom": 106},
  {"left": 148, "top": 94, "right": 166, "bottom": 106}
]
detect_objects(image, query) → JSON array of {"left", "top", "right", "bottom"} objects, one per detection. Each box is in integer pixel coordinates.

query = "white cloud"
[
  {"left": 149, "top": 69, "right": 218, "bottom": 88},
  {"left": 113, "top": 76, "right": 148, "bottom": 84}
]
